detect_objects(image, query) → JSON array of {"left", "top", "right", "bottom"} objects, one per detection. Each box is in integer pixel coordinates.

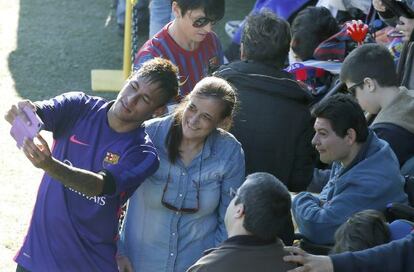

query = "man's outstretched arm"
[{"left": 22, "top": 134, "right": 106, "bottom": 196}]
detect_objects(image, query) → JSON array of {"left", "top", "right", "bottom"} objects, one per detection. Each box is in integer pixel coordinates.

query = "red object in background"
[{"left": 346, "top": 20, "right": 369, "bottom": 45}]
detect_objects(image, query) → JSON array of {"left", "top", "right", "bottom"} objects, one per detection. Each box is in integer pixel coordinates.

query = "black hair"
[
  {"left": 173, "top": 0, "right": 225, "bottom": 22},
  {"left": 132, "top": 57, "right": 179, "bottom": 106},
  {"left": 291, "top": 6, "right": 339, "bottom": 61},
  {"left": 235, "top": 172, "right": 292, "bottom": 241},
  {"left": 332, "top": 210, "right": 390, "bottom": 253},
  {"left": 340, "top": 44, "right": 398, "bottom": 87},
  {"left": 312, "top": 94, "right": 368, "bottom": 143}
]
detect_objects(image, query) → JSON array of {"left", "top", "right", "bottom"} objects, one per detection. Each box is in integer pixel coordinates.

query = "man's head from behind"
[
  {"left": 291, "top": 6, "right": 339, "bottom": 61},
  {"left": 332, "top": 209, "right": 390, "bottom": 254},
  {"left": 225, "top": 172, "right": 291, "bottom": 241},
  {"left": 311, "top": 94, "right": 368, "bottom": 166},
  {"left": 241, "top": 10, "right": 291, "bottom": 68}
]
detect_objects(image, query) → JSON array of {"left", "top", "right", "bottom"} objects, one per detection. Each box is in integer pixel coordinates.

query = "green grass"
[{"left": 9, "top": 0, "right": 255, "bottom": 102}]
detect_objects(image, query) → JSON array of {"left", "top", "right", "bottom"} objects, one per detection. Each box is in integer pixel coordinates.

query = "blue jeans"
[{"left": 149, "top": 0, "right": 173, "bottom": 37}]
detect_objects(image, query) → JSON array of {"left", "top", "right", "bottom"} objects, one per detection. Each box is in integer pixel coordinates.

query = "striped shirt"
[{"left": 134, "top": 22, "right": 224, "bottom": 98}]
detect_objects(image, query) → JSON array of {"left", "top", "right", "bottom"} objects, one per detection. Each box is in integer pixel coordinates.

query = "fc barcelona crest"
[{"left": 104, "top": 152, "right": 120, "bottom": 164}]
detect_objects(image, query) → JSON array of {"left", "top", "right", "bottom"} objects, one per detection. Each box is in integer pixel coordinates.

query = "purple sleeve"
[
  {"left": 105, "top": 142, "right": 160, "bottom": 197},
  {"left": 35, "top": 92, "right": 89, "bottom": 135},
  {"left": 331, "top": 234, "right": 414, "bottom": 272}
]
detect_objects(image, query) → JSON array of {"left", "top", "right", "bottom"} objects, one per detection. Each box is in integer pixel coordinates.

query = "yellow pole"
[{"left": 123, "top": 0, "right": 135, "bottom": 79}]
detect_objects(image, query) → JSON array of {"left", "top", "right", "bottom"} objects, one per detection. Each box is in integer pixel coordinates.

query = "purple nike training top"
[{"left": 14, "top": 92, "right": 159, "bottom": 272}]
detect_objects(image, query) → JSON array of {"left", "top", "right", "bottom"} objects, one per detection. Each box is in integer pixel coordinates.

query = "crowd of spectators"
[{"left": 6, "top": 0, "right": 414, "bottom": 271}]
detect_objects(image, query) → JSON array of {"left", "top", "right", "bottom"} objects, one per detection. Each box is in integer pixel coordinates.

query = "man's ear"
[
  {"left": 364, "top": 77, "right": 376, "bottom": 93},
  {"left": 345, "top": 128, "right": 357, "bottom": 145},
  {"left": 171, "top": 1, "right": 181, "bottom": 19},
  {"left": 153, "top": 106, "right": 167, "bottom": 118},
  {"left": 234, "top": 203, "right": 245, "bottom": 219}
]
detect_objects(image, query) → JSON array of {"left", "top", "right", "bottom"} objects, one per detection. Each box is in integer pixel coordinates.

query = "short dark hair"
[
  {"left": 132, "top": 57, "right": 179, "bottom": 106},
  {"left": 340, "top": 44, "right": 398, "bottom": 87},
  {"left": 291, "top": 6, "right": 339, "bottom": 61},
  {"left": 241, "top": 10, "right": 291, "bottom": 67},
  {"left": 312, "top": 94, "right": 368, "bottom": 143},
  {"left": 332, "top": 210, "right": 390, "bottom": 253},
  {"left": 173, "top": 0, "right": 225, "bottom": 22},
  {"left": 235, "top": 172, "right": 292, "bottom": 240}
]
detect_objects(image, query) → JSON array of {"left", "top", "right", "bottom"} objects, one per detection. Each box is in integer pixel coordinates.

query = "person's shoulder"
[
  {"left": 143, "top": 115, "right": 173, "bottom": 139},
  {"left": 189, "top": 246, "right": 239, "bottom": 272},
  {"left": 144, "top": 115, "right": 172, "bottom": 128},
  {"left": 53, "top": 91, "right": 105, "bottom": 107},
  {"left": 214, "top": 60, "right": 245, "bottom": 77},
  {"left": 213, "top": 129, "right": 241, "bottom": 147}
]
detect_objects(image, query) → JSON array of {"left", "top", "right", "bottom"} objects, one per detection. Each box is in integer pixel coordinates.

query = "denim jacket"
[{"left": 118, "top": 115, "right": 245, "bottom": 272}]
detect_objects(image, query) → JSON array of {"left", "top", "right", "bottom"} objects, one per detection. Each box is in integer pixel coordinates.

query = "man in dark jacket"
[
  {"left": 187, "top": 172, "right": 296, "bottom": 272},
  {"left": 214, "top": 10, "right": 315, "bottom": 192}
]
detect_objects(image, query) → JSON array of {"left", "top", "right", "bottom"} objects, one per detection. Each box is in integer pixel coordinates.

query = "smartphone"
[{"left": 10, "top": 105, "right": 44, "bottom": 148}]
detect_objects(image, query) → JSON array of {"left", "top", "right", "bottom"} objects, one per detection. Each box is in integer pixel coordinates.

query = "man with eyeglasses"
[
  {"left": 340, "top": 43, "right": 414, "bottom": 167},
  {"left": 187, "top": 172, "right": 296, "bottom": 272},
  {"left": 133, "top": 0, "right": 225, "bottom": 103}
]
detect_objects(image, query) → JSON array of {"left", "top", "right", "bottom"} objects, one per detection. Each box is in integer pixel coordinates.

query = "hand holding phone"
[{"left": 10, "top": 105, "right": 44, "bottom": 148}]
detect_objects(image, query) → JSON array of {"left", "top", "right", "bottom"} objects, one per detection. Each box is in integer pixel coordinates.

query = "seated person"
[
  {"left": 292, "top": 94, "right": 408, "bottom": 245},
  {"left": 214, "top": 10, "right": 315, "bottom": 192},
  {"left": 288, "top": 6, "right": 341, "bottom": 99},
  {"left": 134, "top": 0, "right": 225, "bottom": 99},
  {"left": 340, "top": 43, "right": 414, "bottom": 166},
  {"left": 331, "top": 209, "right": 391, "bottom": 253},
  {"left": 373, "top": 0, "right": 414, "bottom": 41},
  {"left": 187, "top": 172, "right": 296, "bottom": 272},
  {"left": 290, "top": 6, "right": 340, "bottom": 63}
]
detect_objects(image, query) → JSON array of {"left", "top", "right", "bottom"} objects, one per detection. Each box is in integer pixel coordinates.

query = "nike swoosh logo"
[{"left": 69, "top": 135, "right": 89, "bottom": 146}]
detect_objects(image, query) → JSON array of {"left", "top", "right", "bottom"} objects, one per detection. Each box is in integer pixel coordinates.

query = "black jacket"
[{"left": 215, "top": 60, "right": 315, "bottom": 192}]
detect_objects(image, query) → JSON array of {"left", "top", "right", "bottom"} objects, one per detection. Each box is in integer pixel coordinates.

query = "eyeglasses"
[
  {"left": 347, "top": 81, "right": 364, "bottom": 96},
  {"left": 192, "top": 16, "right": 217, "bottom": 28},
  {"left": 161, "top": 147, "right": 204, "bottom": 214},
  {"left": 161, "top": 174, "right": 200, "bottom": 214}
]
